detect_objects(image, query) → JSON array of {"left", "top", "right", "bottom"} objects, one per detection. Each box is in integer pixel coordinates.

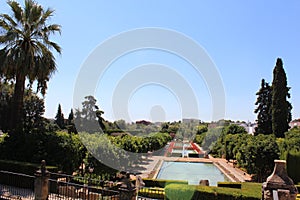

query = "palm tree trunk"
[{"left": 9, "top": 72, "right": 25, "bottom": 135}]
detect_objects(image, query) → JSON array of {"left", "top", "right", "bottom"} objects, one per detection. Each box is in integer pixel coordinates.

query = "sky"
[{"left": 1, "top": 1, "right": 300, "bottom": 123}]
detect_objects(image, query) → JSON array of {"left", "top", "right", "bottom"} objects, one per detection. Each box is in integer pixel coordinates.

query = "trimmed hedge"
[
  {"left": 0, "top": 159, "right": 57, "bottom": 175},
  {"left": 165, "top": 182, "right": 262, "bottom": 200},
  {"left": 287, "top": 151, "right": 300, "bottom": 184},
  {"left": 217, "top": 182, "right": 242, "bottom": 189},
  {"left": 142, "top": 178, "right": 188, "bottom": 188},
  {"left": 138, "top": 187, "right": 165, "bottom": 199}
]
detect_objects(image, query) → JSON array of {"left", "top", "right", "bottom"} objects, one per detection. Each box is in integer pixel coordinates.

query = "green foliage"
[
  {"left": 196, "top": 125, "right": 208, "bottom": 135},
  {"left": 110, "top": 132, "right": 171, "bottom": 153},
  {"left": 66, "top": 108, "right": 77, "bottom": 134},
  {"left": 23, "top": 90, "right": 48, "bottom": 133},
  {"left": 79, "top": 132, "right": 171, "bottom": 173},
  {"left": 277, "top": 127, "right": 300, "bottom": 160},
  {"left": 74, "top": 96, "right": 106, "bottom": 133},
  {"left": 0, "top": 159, "right": 57, "bottom": 175},
  {"left": 287, "top": 151, "right": 300, "bottom": 184},
  {"left": 0, "top": 81, "right": 13, "bottom": 132},
  {"left": 142, "top": 178, "right": 188, "bottom": 188},
  {"left": 0, "top": 81, "right": 50, "bottom": 134},
  {"left": 223, "top": 134, "right": 247, "bottom": 161},
  {"left": 201, "top": 126, "right": 223, "bottom": 151},
  {"left": 138, "top": 187, "right": 165, "bottom": 199},
  {"left": 165, "top": 182, "right": 261, "bottom": 200},
  {"left": 194, "top": 133, "right": 206, "bottom": 147},
  {"left": 236, "top": 134, "right": 279, "bottom": 182},
  {"left": 209, "top": 125, "right": 279, "bottom": 182},
  {"left": 0, "top": 131, "right": 85, "bottom": 174},
  {"left": 254, "top": 79, "right": 273, "bottom": 135},
  {"left": 271, "top": 58, "right": 292, "bottom": 138},
  {"left": 223, "top": 124, "right": 246, "bottom": 135}
]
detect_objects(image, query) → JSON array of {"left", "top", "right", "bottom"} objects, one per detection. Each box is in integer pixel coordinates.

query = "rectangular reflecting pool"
[
  {"left": 171, "top": 149, "right": 196, "bottom": 154},
  {"left": 156, "top": 161, "right": 228, "bottom": 186}
]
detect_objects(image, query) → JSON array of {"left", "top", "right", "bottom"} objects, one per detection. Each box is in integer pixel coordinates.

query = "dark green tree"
[
  {"left": 271, "top": 58, "right": 292, "bottom": 138},
  {"left": 66, "top": 109, "right": 77, "bottom": 134},
  {"left": 0, "top": 0, "right": 61, "bottom": 134},
  {"left": 255, "top": 79, "right": 273, "bottom": 135},
  {"left": 55, "top": 104, "right": 65, "bottom": 129},
  {"left": 68, "top": 109, "right": 74, "bottom": 124},
  {"left": 23, "top": 90, "right": 46, "bottom": 133},
  {"left": 74, "top": 96, "right": 105, "bottom": 133},
  {"left": 223, "top": 124, "right": 246, "bottom": 135},
  {"left": 0, "top": 80, "right": 13, "bottom": 132}
]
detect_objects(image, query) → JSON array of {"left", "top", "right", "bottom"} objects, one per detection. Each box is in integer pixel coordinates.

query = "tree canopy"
[
  {"left": 255, "top": 79, "right": 272, "bottom": 135},
  {"left": 0, "top": 0, "right": 61, "bottom": 134}
]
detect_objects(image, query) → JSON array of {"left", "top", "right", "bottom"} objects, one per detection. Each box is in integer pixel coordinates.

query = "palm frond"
[
  {"left": 29, "top": 4, "right": 42, "bottom": 24},
  {"left": 0, "top": 20, "right": 11, "bottom": 33},
  {"left": 39, "top": 8, "right": 54, "bottom": 25},
  {"left": 47, "top": 41, "right": 62, "bottom": 54},
  {"left": 0, "top": 14, "right": 17, "bottom": 27},
  {"left": 44, "top": 24, "right": 62, "bottom": 35},
  {"left": 7, "top": 0, "right": 23, "bottom": 23}
]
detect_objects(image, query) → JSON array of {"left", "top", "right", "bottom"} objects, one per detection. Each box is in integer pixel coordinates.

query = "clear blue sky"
[{"left": 1, "top": 1, "right": 300, "bottom": 123}]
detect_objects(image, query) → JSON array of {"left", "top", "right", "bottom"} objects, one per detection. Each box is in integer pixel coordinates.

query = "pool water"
[
  {"left": 156, "top": 161, "right": 228, "bottom": 186},
  {"left": 171, "top": 149, "right": 196, "bottom": 154}
]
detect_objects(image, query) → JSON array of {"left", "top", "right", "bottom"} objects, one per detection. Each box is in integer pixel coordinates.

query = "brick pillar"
[{"left": 34, "top": 160, "right": 50, "bottom": 200}]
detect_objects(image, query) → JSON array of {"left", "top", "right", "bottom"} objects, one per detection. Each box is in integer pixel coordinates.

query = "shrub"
[
  {"left": 142, "top": 178, "right": 188, "bottom": 188},
  {"left": 0, "top": 159, "right": 57, "bottom": 175},
  {"left": 217, "top": 182, "right": 242, "bottom": 189},
  {"left": 165, "top": 182, "right": 261, "bottom": 200},
  {"left": 138, "top": 187, "right": 165, "bottom": 199},
  {"left": 287, "top": 151, "right": 300, "bottom": 184}
]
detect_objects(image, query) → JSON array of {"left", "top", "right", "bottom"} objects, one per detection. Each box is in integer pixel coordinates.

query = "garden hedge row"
[
  {"left": 217, "top": 182, "right": 242, "bottom": 189},
  {"left": 142, "top": 178, "right": 188, "bottom": 188},
  {"left": 165, "top": 182, "right": 261, "bottom": 200},
  {"left": 287, "top": 151, "right": 300, "bottom": 184},
  {"left": 0, "top": 159, "right": 57, "bottom": 175}
]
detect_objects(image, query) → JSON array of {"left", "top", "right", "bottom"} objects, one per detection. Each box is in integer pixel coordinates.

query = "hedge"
[
  {"left": 0, "top": 159, "right": 57, "bottom": 175},
  {"left": 165, "top": 182, "right": 262, "bottom": 200},
  {"left": 141, "top": 178, "right": 188, "bottom": 188},
  {"left": 0, "top": 160, "right": 57, "bottom": 189},
  {"left": 138, "top": 187, "right": 165, "bottom": 199},
  {"left": 217, "top": 182, "right": 242, "bottom": 189},
  {"left": 287, "top": 151, "right": 300, "bottom": 184}
]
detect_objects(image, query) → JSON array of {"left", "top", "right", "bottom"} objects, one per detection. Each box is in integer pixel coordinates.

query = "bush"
[
  {"left": 138, "top": 187, "right": 165, "bottom": 199},
  {"left": 142, "top": 178, "right": 188, "bottom": 188},
  {"left": 0, "top": 131, "right": 85, "bottom": 174},
  {"left": 0, "top": 160, "right": 57, "bottom": 189},
  {"left": 217, "top": 182, "right": 242, "bottom": 189},
  {"left": 287, "top": 151, "right": 300, "bottom": 184},
  {"left": 0, "top": 159, "right": 57, "bottom": 175},
  {"left": 165, "top": 182, "right": 261, "bottom": 200}
]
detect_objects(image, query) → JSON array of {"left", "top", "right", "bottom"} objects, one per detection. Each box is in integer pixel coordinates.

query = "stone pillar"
[
  {"left": 34, "top": 160, "right": 50, "bottom": 200},
  {"left": 262, "top": 160, "right": 298, "bottom": 200}
]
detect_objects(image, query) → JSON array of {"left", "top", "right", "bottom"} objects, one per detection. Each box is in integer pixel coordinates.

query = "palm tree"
[{"left": 0, "top": 0, "right": 61, "bottom": 134}]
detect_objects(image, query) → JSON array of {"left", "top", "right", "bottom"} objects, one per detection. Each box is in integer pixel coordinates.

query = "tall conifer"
[
  {"left": 255, "top": 79, "right": 272, "bottom": 134},
  {"left": 55, "top": 104, "right": 65, "bottom": 129},
  {"left": 271, "top": 58, "right": 292, "bottom": 138}
]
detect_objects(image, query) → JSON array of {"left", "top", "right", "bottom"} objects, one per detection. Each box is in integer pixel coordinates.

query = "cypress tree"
[
  {"left": 271, "top": 58, "right": 292, "bottom": 138},
  {"left": 68, "top": 109, "right": 74, "bottom": 125},
  {"left": 55, "top": 104, "right": 65, "bottom": 129},
  {"left": 254, "top": 79, "right": 272, "bottom": 134}
]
